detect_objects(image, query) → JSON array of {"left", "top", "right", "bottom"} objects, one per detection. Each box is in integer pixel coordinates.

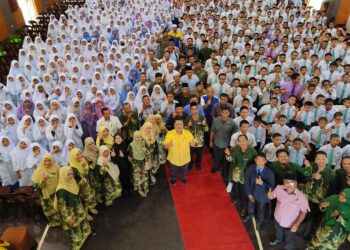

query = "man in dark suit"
[{"left": 243, "top": 152, "right": 275, "bottom": 230}]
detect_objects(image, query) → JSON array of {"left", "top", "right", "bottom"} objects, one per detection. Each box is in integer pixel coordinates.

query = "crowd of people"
[{"left": 0, "top": 0, "right": 350, "bottom": 249}]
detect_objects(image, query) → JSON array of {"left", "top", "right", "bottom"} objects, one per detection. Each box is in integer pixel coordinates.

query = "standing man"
[
  {"left": 210, "top": 106, "right": 237, "bottom": 179},
  {"left": 118, "top": 103, "right": 139, "bottom": 144},
  {"left": 244, "top": 153, "right": 275, "bottom": 229},
  {"left": 268, "top": 171, "right": 310, "bottom": 249},
  {"left": 280, "top": 73, "right": 303, "bottom": 103},
  {"left": 164, "top": 118, "right": 196, "bottom": 185},
  {"left": 185, "top": 102, "right": 208, "bottom": 170},
  {"left": 168, "top": 24, "right": 183, "bottom": 49},
  {"left": 96, "top": 108, "right": 122, "bottom": 136}
]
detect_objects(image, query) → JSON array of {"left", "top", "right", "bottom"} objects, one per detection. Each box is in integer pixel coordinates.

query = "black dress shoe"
[
  {"left": 269, "top": 239, "right": 281, "bottom": 246},
  {"left": 210, "top": 168, "right": 217, "bottom": 174},
  {"left": 170, "top": 179, "right": 176, "bottom": 186},
  {"left": 181, "top": 179, "right": 188, "bottom": 185}
]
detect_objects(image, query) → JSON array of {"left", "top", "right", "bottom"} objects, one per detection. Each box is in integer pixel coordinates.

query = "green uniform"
[
  {"left": 307, "top": 189, "right": 350, "bottom": 250},
  {"left": 98, "top": 164, "right": 122, "bottom": 207},
  {"left": 193, "top": 69, "right": 208, "bottom": 86},
  {"left": 303, "top": 164, "right": 336, "bottom": 204},
  {"left": 128, "top": 145, "right": 151, "bottom": 197},
  {"left": 156, "top": 132, "right": 167, "bottom": 165},
  {"left": 87, "top": 162, "right": 102, "bottom": 202},
  {"left": 147, "top": 142, "right": 158, "bottom": 186},
  {"left": 226, "top": 146, "right": 257, "bottom": 184},
  {"left": 32, "top": 183, "right": 61, "bottom": 227},
  {"left": 71, "top": 167, "right": 97, "bottom": 212},
  {"left": 56, "top": 189, "right": 91, "bottom": 250},
  {"left": 269, "top": 161, "right": 311, "bottom": 185},
  {"left": 119, "top": 112, "right": 139, "bottom": 142},
  {"left": 334, "top": 168, "right": 350, "bottom": 194},
  {"left": 185, "top": 115, "right": 208, "bottom": 147}
]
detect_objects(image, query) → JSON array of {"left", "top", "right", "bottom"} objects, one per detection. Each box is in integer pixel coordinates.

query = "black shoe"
[
  {"left": 243, "top": 216, "right": 252, "bottom": 223},
  {"left": 170, "top": 179, "right": 176, "bottom": 186},
  {"left": 269, "top": 239, "right": 281, "bottom": 246},
  {"left": 91, "top": 228, "right": 97, "bottom": 236},
  {"left": 210, "top": 168, "right": 217, "bottom": 174},
  {"left": 181, "top": 179, "right": 188, "bottom": 185},
  {"left": 240, "top": 209, "right": 246, "bottom": 217}
]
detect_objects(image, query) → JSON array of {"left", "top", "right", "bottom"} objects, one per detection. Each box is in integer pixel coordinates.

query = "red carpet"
[{"left": 166, "top": 148, "right": 254, "bottom": 250}]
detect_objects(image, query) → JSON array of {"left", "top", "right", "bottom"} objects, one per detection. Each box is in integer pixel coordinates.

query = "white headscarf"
[
  {"left": 125, "top": 91, "right": 136, "bottom": 110},
  {"left": 4, "top": 114, "right": 19, "bottom": 145},
  {"left": 17, "top": 115, "right": 34, "bottom": 142},
  {"left": 150, "top": 84, "right": 166, "bottom": 112},
  {"left": 33, "top": 101, "right": 48, "bottom": 120},
  {"left": 134, "top": 85, "right": 149, "bottom": 110},
  {"left": 51, "top": 140, "right": 64, "bottom": 165},
  {"left": 10, "top": 137, "right": 31, "bottom": 171},
  {"left": 46, "top": 114, "right": 65, "bottom": 144},
  {"left": 0, "top": 135, "right": 15, "bottom": 163},
  {"left": 62, "top": 139, "right": 75, "bottom": 165},
  {"left": 26, "top": 142, "right": 48, "bottom": 169}
]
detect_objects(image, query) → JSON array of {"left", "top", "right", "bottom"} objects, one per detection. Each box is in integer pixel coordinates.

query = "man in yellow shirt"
[
  {"left": 164, "top": 118, "right": 196, "bottom": 185},
  {"left": 168, "top": 24, "right": 183, "bottom": 48}
]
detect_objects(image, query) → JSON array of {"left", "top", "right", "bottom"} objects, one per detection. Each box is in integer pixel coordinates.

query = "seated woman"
[
  {"left": 31, "top": 153, "right": 60, "bottom": 227},
  {"left": 69, "top": 148, "right": 97, "bottom": 221},
  {"left": 97, "top": 145, "right": 122, "bottom": 206},
  {"left": 55, "top": 166, "right": 91, "bottom": 250}
]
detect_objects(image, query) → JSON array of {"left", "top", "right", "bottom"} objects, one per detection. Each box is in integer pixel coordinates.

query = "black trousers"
[
  {"left": 247, "top": 199, "right": 268, "bottom": 224},
  {"left": 231, "top": 182, "right": 246, "bottom": 211},
  {"left": 189, "top": 147, "right": 203, "bottom": 169},
  {"left": 212, "top": 145, "right": 229, "bottom": 183},
  {"left": 274, "top": 219, "right": 295, "bottom": 250}
]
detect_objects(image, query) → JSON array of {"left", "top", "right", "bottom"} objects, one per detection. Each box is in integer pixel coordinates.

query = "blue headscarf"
[
  {"left": 119, "top": 81, "right": 135, "bottom": 105},
  {"left": 127, "top": 67, "right": 140, "bottom": 86}
]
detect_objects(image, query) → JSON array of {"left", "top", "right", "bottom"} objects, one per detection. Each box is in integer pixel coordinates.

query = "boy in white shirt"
[
  {"left": 257, "top": 97, "right": 279, "bottom": 125},
  {"left": 309, "top": 117, "right": 329, "bottom": 155},
  {"left": 262, "top": 133, "right": 284, "bottom": 162},
  {"left": 341, "top": 97, "right": 350, "bottom": 125},
  {"left": 319, "top": 134, "right": 342, "bottom": 169},
  {"left": 230, "top": 120, "right": 257, "bottom": 148},
  {"left": 287, "top": 138, "right": 312, "bottom": 166},
  {"left": 289, "top": 122, "right": 311, "bottom": 144},
  {"left": 324, "top": 112, "right": 347, "bottom": 140},
  {"left": 270, "top": 115, "right": 291, "bottom": 144},
  {"left": 296, "top": 101, "right": 315, "bottom": 129},
  {"left": 233, "top": 106, "right": 253, "bottom": 127},
  {"left": 278, "top": 95, "right": 298, "bottom": 125},
  {"left": 249, "top": 116, "right": 266, "bottom": 152},
  {"left": 247, "top": 77, "right": 262, "bottom": 107}
]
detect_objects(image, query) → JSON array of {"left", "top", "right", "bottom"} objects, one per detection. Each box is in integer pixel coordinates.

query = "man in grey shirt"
[
  {"left": 210, "top": 105, "right": 238, "bottom": 182},
  {"left": 210, "top": 93, "right": 236, "bottom": 120}
]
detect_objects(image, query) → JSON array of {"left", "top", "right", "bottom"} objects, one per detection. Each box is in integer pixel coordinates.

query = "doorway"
[{"left": 17, "top": 0, "right": 38, "bottom": 24}]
